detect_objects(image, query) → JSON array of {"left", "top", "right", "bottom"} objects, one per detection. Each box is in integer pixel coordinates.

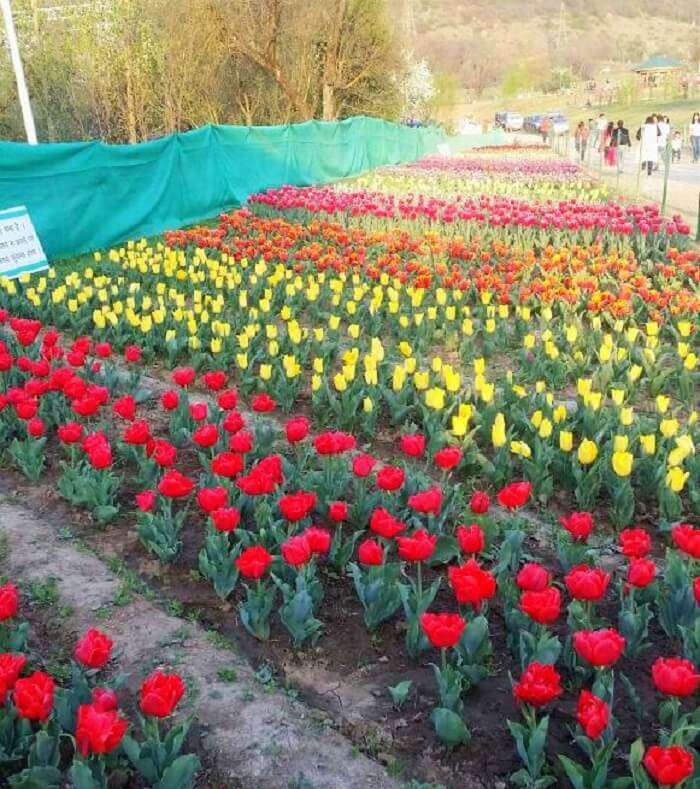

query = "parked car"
[
  {"left": 495, "top": 111, "right": 524, "bottom": 132},
  {"left": 547, "top": 113, "right": 570, "bottom": 135},
  {"left": 523, "top": 114, "right": 543, "bottom": 133}
]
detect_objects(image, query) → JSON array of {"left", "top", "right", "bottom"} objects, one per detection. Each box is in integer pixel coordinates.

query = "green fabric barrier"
[{"left": 0, "top": 116, "right": 444, "bottom": 261}]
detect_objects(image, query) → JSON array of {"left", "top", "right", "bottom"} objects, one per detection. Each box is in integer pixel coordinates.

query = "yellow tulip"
[
  {"left": 413, "top": 371, "right": 429, "bottom": 391},
  {"left": 660, "top": 419, "right": 679, "bottom": 438},
  {"left": 578, "top": 439, "right": 598, "bottom": 465},
  {"left": 539, "top": 419, "right": 553, "bottom": 439},
  {"left": 451, "top": 414, "right": 469, "bottom": 437},
  {"left": 627, "top": 365, "right": 642, "bottom": 383},
  {"left": 334, "top": 373, "right": 348, "bottom": 392},
  {"left": 656, "top": 395, "right": 670, "bottom": 414},
  {"left": 553, "top": 405, "right": 567, "bottom": 424},
  {"left": 492, "top": 413, "right": 506, "bottom": 448},
  {"left": 610, "top": 389, "right": 625, "bottom": 407},
  {"left": 614, "top": 435, "right": 629, "bottom": 453},
  {"left": 677, "top": 321, "right": 692, "bottom": 337},
  {"left": 510, "top": 440, "right": 532, "bottom": 459},
  {"left": 363, "top": 397, "right": 373, "bottom": 413},
  {"left": 666, "top": 467, "right": 689, "bottom": 492},
  {"left": 612, "top": 451, "right": 633, "bottom": 477},
  {"left": 639, "top": 434, "right": 656, "bottom": 455},
  {"left": 480, "top": 382, "right": 494, "bottom": 403},
  {"left": 684, "top": 353, "right": 697, "bottom": 371},
  {"left": 559, "top": 431, "right": 573, "bottom": 452},
  {"left": 425, "top": 387, "right": 445, "bottom": 410},
  {"left": 620, "top": 407, "right": 634, "bottom": 426},
  {"left": 531, "top": 410, "right": 543, "bottom": 429}
]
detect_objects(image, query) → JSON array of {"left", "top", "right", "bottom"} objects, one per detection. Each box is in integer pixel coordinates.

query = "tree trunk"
[
  {"left": 322, "top": 83, "right": 336, "bottom": 120},
  {"left": 124, "top": 60, "right": 138, "bottom": 143}
]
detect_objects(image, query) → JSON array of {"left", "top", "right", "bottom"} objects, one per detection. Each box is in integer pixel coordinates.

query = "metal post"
[
  {"left": 660, "top": 141, "right": 671, "bottom": 216},
  {"left": 695, "top": 191, "right": 700, "bottom": 242},
  {"left": 1, "top": 0, "right": 38, "bottom": 144}
]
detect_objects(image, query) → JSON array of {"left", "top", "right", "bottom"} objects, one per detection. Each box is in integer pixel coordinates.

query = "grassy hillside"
[{"left": 394, "top": 0, "right": 699, "bottom": 120}]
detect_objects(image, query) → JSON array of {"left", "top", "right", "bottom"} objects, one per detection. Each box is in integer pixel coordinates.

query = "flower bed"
[
  {"left": 250, "top": 186, "right": 692, "bottom": 253},
  {"left": 0, "top": 578, "right": 198, "bottom": 787},
  {"left": 0, "top": 145, "right": 698, "bottom": 786},
  {"left": 0, "top": 309, "right": 697, "bottom": 785}
]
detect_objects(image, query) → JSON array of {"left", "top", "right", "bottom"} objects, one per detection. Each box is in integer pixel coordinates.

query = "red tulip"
[
  {"left": 520, "top": 586, "right": 561, "bottom": 625},
  {"left": 236, "top": 546, "right": 273, "bottom": 579},
  {"left": 513, "top": 662, "right": 562, "bottom": 707},
  {"left": 420, "top": 612, "right": 465, "bottom": 649},
  {"left": 496, "top": 481, "right": 531, "bottom": 510},
  {"left": 560, "top": 511, "right": 594, "bottom": 541},
  {"left": 0, "top": 653, "right": 26, "bottom": 703},
  {"left": 576, "top": 690, "right": 609, "bottom": 739},
  {"left": 172, "top": 366, "right": 196, "bottom": 387},
  {"left": 455, "top": 524, "right": 485, "bottom": 555},
  {"left": 565, "top": 565, "right": 611, "bottom": 602},
  {"left": 352, "top": 452, "right": 376, "bottom": 477},
  {"left": 13, "top": 670, "right": 54, "bottom": 721},
  {"left": 202, "top": 370, "right": 227, "bottom": 391},
  {"left": 573, "top": 628, "right": 626, "bottom": 667},
  {"left": 278, "top": 491, "right": 317, "bottom": 522},
  {"left": 376, "top": 465, "right": 405, "bottom": 492},
  {"left": 251, "top": 393, "right": 276, "bottom": 412},
  {"left": 76, "top": 702, "right": 128, "bottom": 756},
  {"left": 157, "top": 470, "right": 194, "bottom": 498},
  {"left": 433, "top": 446, "right": 462, "bottom": 470},
  {"left": 399, "top": 433, "right": 425, "bottom": 458},
  {"left": 643, "top": 745, "right": 694, "bottom": 786},
  {"left": 285, "top": 416, "right": 310, "bottom": 443},
  {"left": 281, "top": 535, "right": 312, "bottom": 567},
  {"left": 619, "top": 527, "right": 651, "bottom": 558},
  {"left": 516, "top": 562, "right": 550, "bottom": 592},
  {"left": 197, "top": 486, "right": 228, "bottom": 513},
  {"left": 671, "top": 524, "right": 700, "bottom": 559},
  {"left": 74, "top": 628, "right": 113, "bottom": 669},
  {"left": 0, "top": 583, "right": 19, "bottom": 621},
  {"left": 210, "top": 507, "right": 241, "bottom": 533},
  {"left": 448, "top": 559, "right": 496, "bottom": 607},
  {"left": 303, "top": 527, "right": 331, "bottom": 555},
  {"left": 407, "top": 486, "right": 443, "bottom": 515},
  {"left": 396, "top": 529, "right": 437, "bottom": 562},
  {"left": 627, "top": 558, "right": 656, "bottom": 589},
  {"left": 139, "top": 670, "right": 185, "bottom": 717},
  {"left": 651, "top": 657, "right": 700, "bottom": 698},
  {"left": 211, "top": 452, "right": 244, "bottom": 478},
  {"left": 369, "top": 508, "right": 405, "bottom": 539},
  {"left": 358, "top": 539, "right": 384, "bottom": 565}
]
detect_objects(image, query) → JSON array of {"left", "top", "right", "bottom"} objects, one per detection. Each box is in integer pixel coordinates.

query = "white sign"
[{"left": 0, "top": 205, "right": 47, "bottom": 279}]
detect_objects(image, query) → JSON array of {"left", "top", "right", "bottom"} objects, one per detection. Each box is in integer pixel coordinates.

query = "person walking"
[
  {"left": 638, "top": 116, "right": 660, "bottom": 176},
  {"left": 603, "top": 121, "right": 616, "bottom": 167},
  {"left": 690, "top": 112, "right": 700, "bottom": 163},
  {"left": 574, "top": 121, "right": 589, "bottom": 162},
  {"left": 610, "top": 119, "right": 631, "bottom": 173},
  {"left": 593, "top": 113, "right": 607, "bottom": 149},
  {"left": 671, "top": 131, "right": 682, "bottom": 162},
  {"left": 656, "top": 114, "right": 670, "bottom": 170},
  {"left": 540, "top": 115, "right": 551, "bottom": 144}
]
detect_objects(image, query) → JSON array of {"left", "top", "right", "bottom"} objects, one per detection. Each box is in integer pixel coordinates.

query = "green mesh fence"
[{"left": 0, "top": 117, "right": 445, "bottom": 261}]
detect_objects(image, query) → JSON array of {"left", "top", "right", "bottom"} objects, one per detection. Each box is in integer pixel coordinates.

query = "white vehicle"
[
  {"left": 548, "top": 113, "right": 570, "bottom": 135},
  {"left": 459, "top": 118, "right": 483, "bottom": 135},
  {"left": 495, "top": 111, "right": 524, "bottom": 132}
]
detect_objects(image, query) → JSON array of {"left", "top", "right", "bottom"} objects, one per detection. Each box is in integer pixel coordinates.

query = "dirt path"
[{"left": 0, "top": 481, "right": 398, "bottom": 789}]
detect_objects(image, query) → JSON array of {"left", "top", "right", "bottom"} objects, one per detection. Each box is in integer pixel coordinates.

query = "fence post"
[{"left": 696, "top": 191, "right": 700, "bottom": 242}]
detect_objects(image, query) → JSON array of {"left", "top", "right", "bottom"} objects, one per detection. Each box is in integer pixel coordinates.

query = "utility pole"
[{"left": 1, "top": 0, "right": 38, "bottom": 144}]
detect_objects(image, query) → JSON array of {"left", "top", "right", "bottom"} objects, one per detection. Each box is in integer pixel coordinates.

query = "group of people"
[{"left": 573, "top": 112, "right": 700, "bottom": 175}]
